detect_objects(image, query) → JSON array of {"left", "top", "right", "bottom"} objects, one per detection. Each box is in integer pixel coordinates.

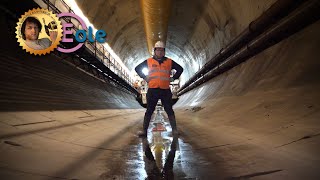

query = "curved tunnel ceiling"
[
  {"left": 76, "top": 0, "right": 277, "bottom": 85},
  {"left": 75, "top": 0, "right": 149, "bottom": 71}
]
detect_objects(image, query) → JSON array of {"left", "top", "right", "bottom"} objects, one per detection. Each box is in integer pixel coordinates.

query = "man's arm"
[
  {"left": 135, "top": 60, "right": 148, "bottom": 80},
  {"left": 172, "top": 61, "right": 183, "bottom": 80}
]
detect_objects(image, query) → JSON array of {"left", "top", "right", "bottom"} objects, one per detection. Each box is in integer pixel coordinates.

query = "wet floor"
[{"left": 101, "top": 106, "right": 216, "bottom": 179}]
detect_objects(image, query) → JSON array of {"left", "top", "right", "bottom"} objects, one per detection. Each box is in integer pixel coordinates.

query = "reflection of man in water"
[
  {"left": 142, "top": 135, "right": 178, "bottom": 178},
  {"left": 22, "top": 17, "right": 57, "bottom": 50}
]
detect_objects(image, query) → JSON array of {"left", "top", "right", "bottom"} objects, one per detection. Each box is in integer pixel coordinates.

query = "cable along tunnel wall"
[{"left": 167, "top": 0, "right": 320, "bottom": 108}]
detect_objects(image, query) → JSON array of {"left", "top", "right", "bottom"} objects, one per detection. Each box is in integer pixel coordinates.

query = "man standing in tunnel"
[{"left": 135, "top": 41, "right": 183, "bottom": 137}]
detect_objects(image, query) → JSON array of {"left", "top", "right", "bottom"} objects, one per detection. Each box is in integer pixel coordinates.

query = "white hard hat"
[{"left": 154, "top": 41, "right": 165, "bottom": 49}]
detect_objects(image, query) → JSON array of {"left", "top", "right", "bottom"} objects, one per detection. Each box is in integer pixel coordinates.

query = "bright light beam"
[
  {"left": 63, "top": 0, "right": 133, "bottom": 79},
  {"left": 142, "top": 67, "right": 148, "bottom": 76}
]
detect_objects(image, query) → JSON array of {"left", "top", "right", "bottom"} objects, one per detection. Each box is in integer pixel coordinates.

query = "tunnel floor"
[
  {"left": 0, "top": 85, "right": 319, "bottom": 179},
  {"left": 0, "top": 108, "right": 218, "bottom": 180}
]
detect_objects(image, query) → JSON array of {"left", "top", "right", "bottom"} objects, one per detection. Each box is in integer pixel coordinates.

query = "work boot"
[
  {"left": 168, "top": 115, "right": 179, "bottom": 136},
  {"left": 138, "top": 115, "right": 151, "bottom": 137}
]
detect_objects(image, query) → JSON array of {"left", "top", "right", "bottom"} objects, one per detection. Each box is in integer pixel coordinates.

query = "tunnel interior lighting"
[
  {"left": 142, "top": 67, "right": 149, "bottom": 76},
  {"left": 64, "top": 0, "right": 133, "bottom": 79}
]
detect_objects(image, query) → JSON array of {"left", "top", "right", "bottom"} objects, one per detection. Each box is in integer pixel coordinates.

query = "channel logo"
[{"left": 16, "top": 8, "right": 107, "bottom": 55}]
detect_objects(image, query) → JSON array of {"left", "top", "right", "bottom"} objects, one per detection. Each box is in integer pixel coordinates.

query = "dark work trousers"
[{"left": 145, "top": 88, "right": 174, "bottom": 119}]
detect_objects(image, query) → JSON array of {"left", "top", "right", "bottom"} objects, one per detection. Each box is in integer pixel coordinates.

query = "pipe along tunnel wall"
[{"left": 0, "top": 0, "right": 320, "bottom": 179}]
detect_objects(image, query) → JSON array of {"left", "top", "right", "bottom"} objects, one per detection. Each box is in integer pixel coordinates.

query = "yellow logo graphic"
[{"left": 15, "top": 8, "right": 63, "bottom": 55}]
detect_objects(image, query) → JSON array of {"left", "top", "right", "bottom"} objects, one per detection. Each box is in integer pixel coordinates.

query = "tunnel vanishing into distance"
[{"left": 0, "top": 0, "right": 319, "bottom": 179}]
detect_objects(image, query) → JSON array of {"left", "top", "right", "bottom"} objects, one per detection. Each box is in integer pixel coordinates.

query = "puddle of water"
[
  {"left": 119, "top": 132, "right": 216, "bottom": 179},
  {"left": 116, "top": 107, "right": 216, "bottom": 179}
]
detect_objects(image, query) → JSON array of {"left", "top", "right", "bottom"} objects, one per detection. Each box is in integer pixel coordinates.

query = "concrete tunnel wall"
[
  {"left": 171, "top": 1, "right": 320, "bottom": 178},
  {"left": 173, "top": 22, "right": 320, "bottom": 177},
  {"left": 0, "top": 0, "right": 319, "bottom": 178}
]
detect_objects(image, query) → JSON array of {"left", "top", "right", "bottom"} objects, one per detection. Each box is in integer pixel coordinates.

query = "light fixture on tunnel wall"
[{"left": 142, "top": 67, "right": 149, "bottom": 76}]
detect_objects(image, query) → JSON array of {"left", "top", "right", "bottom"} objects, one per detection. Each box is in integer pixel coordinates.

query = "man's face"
[
  {"left": 155, "top": 48, "right": 165, "bottom": 58},
  {"left": 24, "top": 21, "right": 40, "bottom": 41}
]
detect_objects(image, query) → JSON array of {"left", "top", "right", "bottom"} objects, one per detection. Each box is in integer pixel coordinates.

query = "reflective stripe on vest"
[{"left": 147, "top": 58, "right": 172, "bottom": 89}]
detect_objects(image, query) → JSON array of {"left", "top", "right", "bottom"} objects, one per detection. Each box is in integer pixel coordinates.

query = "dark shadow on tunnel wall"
[{"left": 0, "top": 2, "right": 141, "bottom": 112}]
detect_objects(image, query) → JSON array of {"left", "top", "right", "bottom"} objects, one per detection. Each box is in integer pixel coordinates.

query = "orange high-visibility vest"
[{"left": 147, "top": 57, "right": 172, "bottom": 89}]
